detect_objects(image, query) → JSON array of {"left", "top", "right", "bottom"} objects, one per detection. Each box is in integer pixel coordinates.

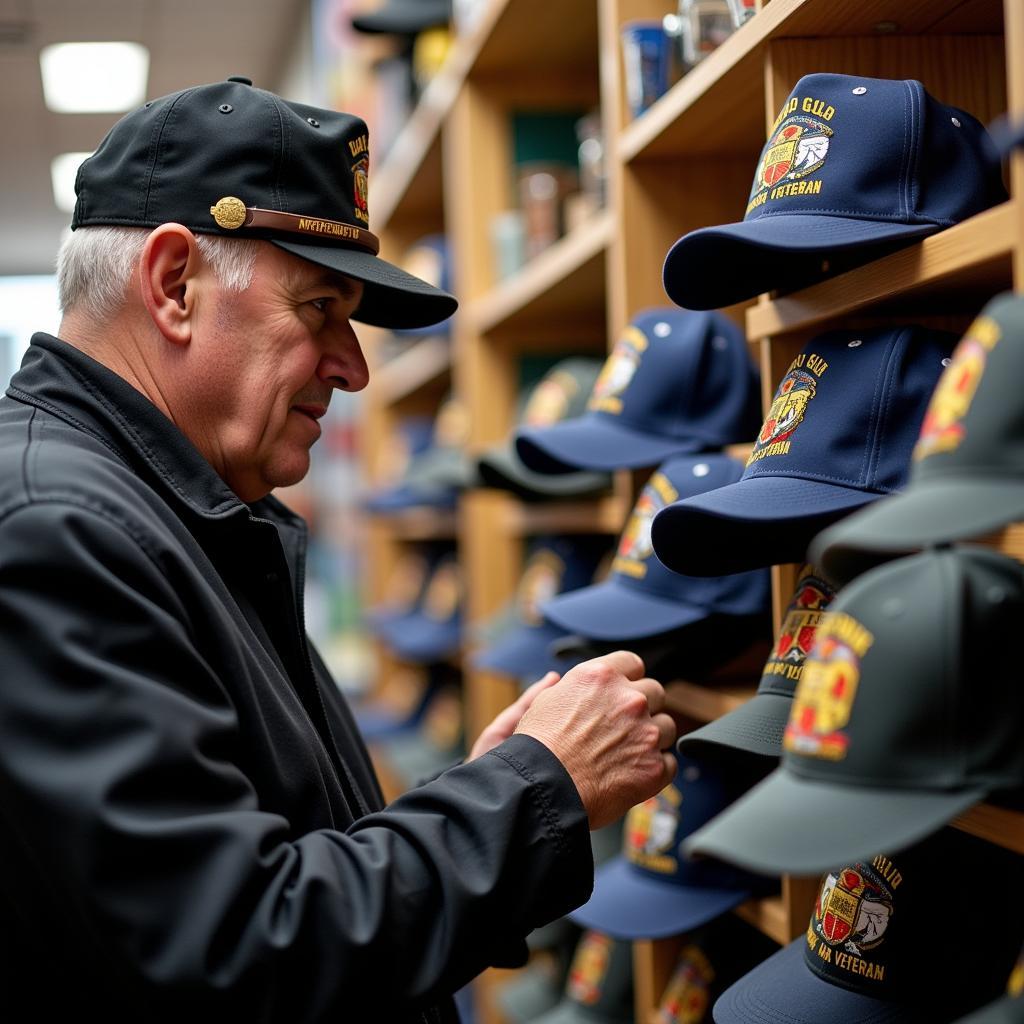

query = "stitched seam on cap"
[
  {"left": 747, "top": 207, "right": 953, "bottom": 225},
  {"left": 896, "top": 81, "right": 911, "bottom": 221},
  {"left": 143, "top": 88, "right": 196, "bottom": 223},
  {"left": 907, "top": 81, "right": 922, "bottom": 216},
  {"left": 266, "top": 93, "right": 287, "bottom": 212},
  {"left": 863, "top": 328, "right": 903, "bottom": 488}
]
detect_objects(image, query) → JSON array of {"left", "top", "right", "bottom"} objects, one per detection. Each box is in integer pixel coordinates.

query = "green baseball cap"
[
  {"left": 684, "top": 545, "right": 1024, "bottom": 875},
  {"left": 811, "top": 293, "right": 1024, "bottom": 584},
  {"left": 477, "top": 359, "right": 612, "bottom": 500}
]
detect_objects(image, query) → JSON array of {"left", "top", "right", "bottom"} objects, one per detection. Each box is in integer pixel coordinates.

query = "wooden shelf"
[
  {"left": 733, "top": 895, "right": 789, "bottom": 947},
  {"left": 372, "top": 337, "right": 452, "bottom": 406},
  {"left": 466, "top": 209, "right": 612, "bottom": 335},
  {"left": 952, "top": 802, "right": 1024, "bottom": 856},
  {"left": 745, "top": 201, "right": 1016, "bottom": 338},
  {"left": 664, "top": 679, "right": 758, "bottom": 724},
  {"left": 371, "top": 507, "right": 457, "bottom": 540},
  {"left": 502, "top": 493, "right": 625, "bottom": 535}
]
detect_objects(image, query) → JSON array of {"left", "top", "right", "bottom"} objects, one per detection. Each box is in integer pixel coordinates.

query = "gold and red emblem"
[
  {"left": 784, "top": 612, "right": 873, "bottom": 760},
  {"left": 589, "top": 326, "right": 648, "bottom": 415},
  {"left": 523, "top": 370, "right": 576, "bottom": 427},
  {"left": 754, "top": 116, "right": 833, "bottom": 195},
  {"left": 657, "top": 945, "right": 714, "bottom": 1024},
  {"left": 352, "top": 156, "right": 369, "bottom": 224},
  {"left": 568, "top": 932, "right": 613, "bottom": 1006},
  {"left": 815, "top": 867, "right": 893, "bottom": 951},
  {"left": 613, "top": 473, "right": 679, "bottom": 579},
  {"left": 626, "top": 780, "right": 682, "bottom": 875},
  {"left": 770, "top": 567, "right": 834, "bottom": 668},
  {"left": 913, "top": 314, "right": 1001, "bottom": 461}
]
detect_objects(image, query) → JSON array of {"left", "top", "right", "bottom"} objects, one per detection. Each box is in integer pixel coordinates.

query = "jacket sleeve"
[{"left": 0, "top": 501, "right": 593, "bottom": 1021}]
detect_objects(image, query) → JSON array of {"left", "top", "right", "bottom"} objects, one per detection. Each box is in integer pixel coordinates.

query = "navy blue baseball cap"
[
  {"left": 570, "top": 754, "right": 773, "bottom": 940},
  {"left": 363, "top": 542, "right": 445, "bottom": 638},
  {"left": 362, "top": 416, "right": 441, "bottom": 513},
  {"left": 663, "top": 73, "right": 1006, "bottom": 311},
  {"left": 678, "top": 565, "right": 836, "bottom": 764},
  {"left": 540, "top": 456, "right": 770, "bottom": 641},
  {"left": 713, "top": 830, "right": 1024, "bottom": 1024},
  {"left": 473, "top": 535, "right": 610, "bottom": 680},
  {"left": 651, "top": 326, "right": 957, "bottom": 576},
  {"left": 515, "top": 310, "right": 760, "bottom": 473},
  {"left": 386, "top": 552, "right": 462, "bottom": 662}
]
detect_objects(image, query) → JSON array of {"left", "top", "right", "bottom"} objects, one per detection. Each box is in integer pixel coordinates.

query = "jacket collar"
[{"left": 8, "top": 333, "right": 300, "bottom": 530}]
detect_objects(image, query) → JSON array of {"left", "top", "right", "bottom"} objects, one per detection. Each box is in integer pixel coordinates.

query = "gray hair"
[{"left": 56, "top": 226, "right": 259, "bottom": 321}]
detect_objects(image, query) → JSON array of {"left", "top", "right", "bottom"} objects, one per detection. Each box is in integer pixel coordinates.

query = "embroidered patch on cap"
[
  {"left": 522, "top": 370, "right": 578, "bottom": 427},
  {"left": 657, "top": 945, "right": 714, "bottom": 1024},
  {"left": 626, "top": 778, "right": 683, "bottom": 875},
  {"left": 747, "top": 356, "right": 825, "bottom": 466},
  {"left": 568, "top": 932, "right": 614, "bottom": 1005},
  {"left": 762, "top": 566, "right": 835, "bottom": 685},
  {"left": 613, "top": 472, "right": 680, "bottom": 579},
  {"left": 517, "top": 549, "right": 565, "bottom": 626},
  {"left": 588, "top": 326, "right": 647, "bottom": 415},
  {"left": 784, "top": 611, "right": 874, "bottom": 760},
  {"left": 349, "top": 132, "right": 370, "bottom": 224},
  {"left": 805, "top": 853, "right": 902, "bottom": 988},
  {"left": 913, "top": 313, "right": 1001, "bottom": 461}
]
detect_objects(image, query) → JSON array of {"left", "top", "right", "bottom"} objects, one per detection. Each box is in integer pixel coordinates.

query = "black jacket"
[{"left": 0, "top": 335, "right": 592, "bottom": 1022}]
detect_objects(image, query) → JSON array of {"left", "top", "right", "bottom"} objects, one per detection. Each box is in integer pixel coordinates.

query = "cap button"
[{"left": 226, "top": 75, "right": 253, "bottom": 85}]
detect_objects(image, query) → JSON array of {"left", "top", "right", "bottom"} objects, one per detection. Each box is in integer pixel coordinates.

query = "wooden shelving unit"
[{"left": 356, "top": 0, "right": 1024, "bottom": 1020}]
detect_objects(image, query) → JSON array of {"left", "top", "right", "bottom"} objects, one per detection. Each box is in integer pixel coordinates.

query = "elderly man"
[{"left": 0, "top": 78, "right": 675, "bottom": 1021}]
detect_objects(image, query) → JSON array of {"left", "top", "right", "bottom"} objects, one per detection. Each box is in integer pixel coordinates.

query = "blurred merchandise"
[
  {"left": 620, "top": 19, "right": 672, "bottom": 119},
  {"left": 370, "top": 48, "right": 416, "bottom": 160},
  {"left": 575, "top": 111, "right": 606, "bottom": 209},
  {"left": 412, "top": 24, "right": 453, "bottom": 89},
  {"left": 678, "top": 0, "right": 734, "bottom": 69},
  {"left": 351, "top": 0, "right": 451, "bottom": 35},
  {"left": 518, "top": 162, "right": 577, "bottom": 259},
  {"left": 725, "top": 0, "right": 756, "bottom": 26},
  {"left": 451, "top": 0, "right": 487, "bottom": 34},
  {"left": 490, "top": 209, "right": 527, "bottom": 280}
]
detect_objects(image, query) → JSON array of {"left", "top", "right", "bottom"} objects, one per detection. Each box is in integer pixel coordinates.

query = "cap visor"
[
  {"left": 677, "top": 692, "right": 792, "bottom": 761},
  {"left": 477, "top": 444, "right": 611, "bottom": 499},
  {"left": 473, "top": 622, "right": 575, "bottom": 679},
  {"left": 810, "top": 475, "right": 1024, "bottom": 585},
  {"left": 404, "top": 448, "right": 476, "bottom": 490},
  {"left": 272, "top": 240, "right": 457, "bottom": 330},
  {"left": 362, "top": 484, "right": 457, "bottom": 513},
  {"left": 663, "top": 214, "right": 938, "bottom": 310},
  {"left": 569, "top": 857, "right": 751, "bottom": 940},
  {"left": 651, "top": 475, "right": 878, "bottom": 576},
  {"left": 713, "top": 937, "right": 912, "bottom": 1024},
  {"left": 684, "top": 768, "right": 985, "bottom": 876},
  {"left": 388, "top": 617, "right": 461, "bottom": 662},
  {"left": 956, "top": 994, "right": 1024, "bottom": 1024},
  {"left": 541, "top": 579, "right": 711, "bottom": 641},
  {"left": 516, "top": 417, "right": 703, "bottom": 474}
]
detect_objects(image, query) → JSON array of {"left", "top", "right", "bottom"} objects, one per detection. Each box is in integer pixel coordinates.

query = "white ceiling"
[{"left": 0, "top": 0, "right": 309, "bottom": 276}]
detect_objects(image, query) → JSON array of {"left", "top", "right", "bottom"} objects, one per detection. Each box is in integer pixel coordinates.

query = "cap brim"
[
  {"left": 350, "top": 0, "right": 449, "bottom": 34},
  {"left": 810, "top": 475, "right": 1024, "bottom": 585},
  {"left": 362, "top": 484, "right": 457, "bottom": 513},
  {"left": 651, "top": 475, "right": 878, "bottom": 576},
  {"left": 473, "top": 621, "right": 577, "bottom": 680},
  {"left": 677, "top": 692, "right": 791, "bottom": 762},
  {"left": 541, "top": 579, "right": 711, "bottom": 641},
  {"left": 477, "top": 444, "right": 611, "bottom": 499},
  {"left": 272, "top": 239, "right": 457, "bottom": 330},
  {"left": 662, "top": 214, "right": 938, "bottom": 311},
  {"left": 516, "top": 416, "right": 704, "bottom": 474},
  {"left": 569, "top": 857, "right": 751, "bottom": 940},
  {"left": 404, "top": 447, "right": 476, "bottom": 490},
  {"left": 684, "top": 768, "right": 985, "bottom": 876},
  {"left": 956, "top": 994, "right": 1024, "bottom": 1024},
  {"left": 388, "top": 616, "right": 461, "bottom": 662},
  {"left": 713, "top": 937, "right": 913, "bottom": 1024}
]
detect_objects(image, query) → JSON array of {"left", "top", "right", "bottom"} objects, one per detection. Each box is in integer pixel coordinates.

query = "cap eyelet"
[
  {"left": 219, "top": 103, "right": 233, "bottom": 114},
  {"left": 852, "top": 86, "right": 867, "bottom": 95},
  {"left": 653, "top": 321, "right": 671, "bottom": 337},
  {"left": 144, "top": 101, "right": 153, "bottom": 107},
  {"left": 848, "top": 339, "right": 863, "bottom": 348},
  {"left": 941, "top": 357, "right": 952, "bottom": 367},
  {"left": 692, "top": 463, "right": 710, "bottom": 477},
  {"left": 307, "top": 117, "right": 320, "bottom": 128},
  {"left": 951, "top": 116, "right": 962, "bottom": 128}
]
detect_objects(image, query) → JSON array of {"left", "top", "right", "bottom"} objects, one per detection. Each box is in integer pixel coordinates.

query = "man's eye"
[{"left": 309, "top": 297, "right": 330, "bottom": 313}]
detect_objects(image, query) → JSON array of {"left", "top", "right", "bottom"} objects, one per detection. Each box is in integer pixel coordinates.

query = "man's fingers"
[
  {"left": 516, "top": 671, "right": 561, "bottom": 713},
  {"left": 628, "top": 677, "right": 666, "bottom": 714},
  {"left": 652, "top": 712, "right": 677, "bottom": 751},
  {"left": 590, "top": 649, "right": 646, "bottom": 681},
  {"left": 660, "top": 751, "right": 677, "bottom": 786}
]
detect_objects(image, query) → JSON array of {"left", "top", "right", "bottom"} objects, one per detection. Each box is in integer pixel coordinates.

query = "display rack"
[{"left": 360, "top": 1, "right": 1024, "bottom": 1020}]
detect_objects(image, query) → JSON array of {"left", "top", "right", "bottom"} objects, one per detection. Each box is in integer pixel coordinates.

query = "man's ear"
[{"left": 138, "top": 224, "right": 202, "bottom": 346}]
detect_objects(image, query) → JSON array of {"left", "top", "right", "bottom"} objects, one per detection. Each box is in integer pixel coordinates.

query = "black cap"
[
  {"left": 685, "top": 546, "right": 1024, "bottom": 875},
  {"left": 72, "top": 78, "right": 457, "bottom": 330},
  {"left": 351, "top": 0, "right": 450, "bottom": 35}
]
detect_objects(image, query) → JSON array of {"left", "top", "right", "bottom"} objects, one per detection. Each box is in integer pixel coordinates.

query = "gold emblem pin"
[{"left": 210, "top": 196, "right": 247, "bottom": 230}]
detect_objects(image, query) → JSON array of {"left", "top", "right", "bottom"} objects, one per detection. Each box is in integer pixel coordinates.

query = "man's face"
[{"left": 187, "top": 242, "right": 368, "bottom": 502}]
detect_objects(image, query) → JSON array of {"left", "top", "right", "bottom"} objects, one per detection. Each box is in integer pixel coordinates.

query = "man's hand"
[
  {"left": 514, "top": 651, "right": 676, "bottom": 830},
  {"left": 468, "top": 671, "right": 562, "bottom": 762}
]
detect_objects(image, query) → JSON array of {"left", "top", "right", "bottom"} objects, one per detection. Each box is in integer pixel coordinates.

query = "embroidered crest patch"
[
  {"left": 913, "top": 314, "right": 1000, "bottom": 461},
  {"left": 613, "top": 472, "right": 679, "bottom": 579},
  {"left": 784, "top": 611, "right": 874, "bottom": 760},
  {"left": 589, "top": 326, "right": 648, "bottom": 415}
]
